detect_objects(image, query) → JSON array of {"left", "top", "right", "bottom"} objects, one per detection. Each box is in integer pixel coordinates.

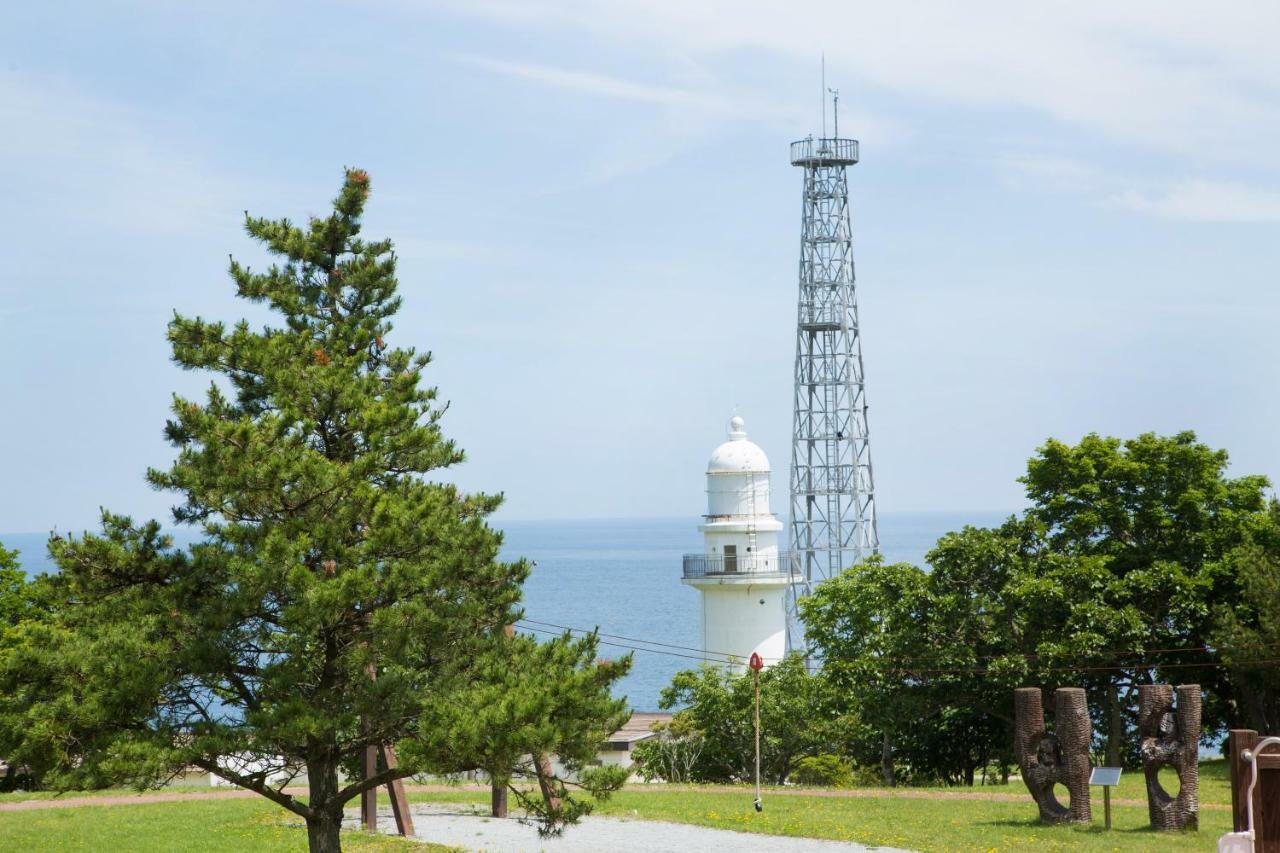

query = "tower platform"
[{"left": 790, "top": 137, "right": 859, "bottom": 167}]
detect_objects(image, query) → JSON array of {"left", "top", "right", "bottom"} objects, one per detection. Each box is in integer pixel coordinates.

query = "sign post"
[
  {"left": 750, "top": 651, "right": 764, "bottom": 813},
  {"left": 1089, "top": 766, "right": 1123, "bottom": 830}
]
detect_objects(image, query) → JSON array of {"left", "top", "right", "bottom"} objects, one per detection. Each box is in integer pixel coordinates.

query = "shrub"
[
  {"left": 792, "top": 753, "right": 854, "bottom": 787},
  {"left": 632, "top": 718, "right": 705, "bottom": 783}
]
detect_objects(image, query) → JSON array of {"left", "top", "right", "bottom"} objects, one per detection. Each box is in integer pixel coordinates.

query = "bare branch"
[
  {"left": 193, "top": 759, "right": 313, "bottom": 820},
  {"left": 333, "top": 765, "right": 414, "bottom": 806}
]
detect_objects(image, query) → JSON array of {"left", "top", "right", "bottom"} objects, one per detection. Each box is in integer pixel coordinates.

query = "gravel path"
[{"left": 345, "top": 803, "right": 912, "bottom": 853}]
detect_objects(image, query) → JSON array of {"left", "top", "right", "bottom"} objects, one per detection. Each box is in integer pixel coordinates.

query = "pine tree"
[{"left": 0, "top": 170, "right": 630, "bottom": 852}]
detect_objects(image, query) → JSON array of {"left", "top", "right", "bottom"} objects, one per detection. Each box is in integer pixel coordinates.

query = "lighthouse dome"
[{"left": 707, "top": 416, "right": 770, "bottom": 474}]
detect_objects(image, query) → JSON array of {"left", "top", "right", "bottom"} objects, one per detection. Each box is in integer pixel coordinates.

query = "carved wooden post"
[
  {"left": 1230, "top": 728, "right": 1280, "bottom": 851},
  {"left": 1231, "top": 729, "right": 1260, "bottom": 838},
  {"left": 1138, "top": 684, "right": 1200, "bottom": 831},
  {"left": 1055, "top": 687, "right": 1092, "bottom": 824},
  {"left": 360, "top": 637, "right": 415, "bottom": 837},
  {"left": 1014, "top": 687, "right": 1091, "bottom": 824},
  {"left": 381, "top": 745, "right": 414, "bottom": 836}
]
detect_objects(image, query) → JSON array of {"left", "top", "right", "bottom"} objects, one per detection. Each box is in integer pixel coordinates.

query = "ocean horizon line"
[{"left": 2, "top": 507, "right": 1024, "bottom": 540}]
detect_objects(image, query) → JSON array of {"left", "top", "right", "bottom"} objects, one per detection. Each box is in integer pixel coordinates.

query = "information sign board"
[{"left": 1090, "top": 766, "right": 1123, "bottom": 787}]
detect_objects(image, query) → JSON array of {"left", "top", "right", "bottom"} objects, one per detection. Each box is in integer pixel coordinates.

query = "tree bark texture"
[
  {"left": 1106, "top": 680, "right": 1123, "bottom": 767},
  {"left": 881, "top": 731, "right": 896, "bottom": 787},
  {"left": 306, "top": 753, "right": 344, "bottom": 853},
  {"left": 1138, "top": 683, "right": 1200, "bottom": 831},
  {"left": 535, "top": 753, "right": 562, "bottom": 814},
  {"left": 491, "top": 777, "right": 508, "bottom": 818},
  {"left": 1013, "top": 686, "right": 1091, "bottom": 824}
]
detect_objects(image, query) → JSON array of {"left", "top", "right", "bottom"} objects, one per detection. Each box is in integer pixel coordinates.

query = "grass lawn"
[
  {"left": 401, "top": 761, "right": 1234, "bottom": 852},
  {"left": 0, "top": 785, "right": 215, "bottom": 804},
  {"left": 943, "top": 758, "right": 1232, "bottom": 805},
  {"left": 0, "top": 760, "right": 1233, "bottom": 851},
  {"left": 0, "top": 798, "right": 451, "bottom": 852},
  {"left": 407, "top": 788, "right": 1229, "bottom": 852},
  {"left": 1112, "top": 758, "right": 1230, "bottom": 804}
]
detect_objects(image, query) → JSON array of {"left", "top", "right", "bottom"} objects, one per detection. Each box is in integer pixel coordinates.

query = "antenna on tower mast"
[
  {"left": 828, "top": 87, "right": 840, "bottom": 139},
  {"left": 821, "top": 52, "right": 826, "bottom": 139}
]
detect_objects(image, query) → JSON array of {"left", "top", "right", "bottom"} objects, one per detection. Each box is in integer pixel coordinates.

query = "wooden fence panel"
[{"left": 1231, "top": 729, "right": 1280, "bottom": 852}]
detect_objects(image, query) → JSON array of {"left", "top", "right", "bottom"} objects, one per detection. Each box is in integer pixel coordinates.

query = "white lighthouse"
[{"left": 681, "top": 416, "right": 789, "bottom": 671}]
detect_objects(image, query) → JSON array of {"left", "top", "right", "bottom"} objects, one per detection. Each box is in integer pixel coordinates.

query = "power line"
[
  {"left": 516, "top": 616, "right": 1280, "bottom": 675},
  {"left": 810, "top": 640, "right": 1280, "bottom": 668},
  {"left": 516, "top": 618, "right": 739, "bottom": 661},
  {"left": 825, "top": 657, "right": 1280, "bottom": 678},
  {"left": 517, "top": 624, "right": 730, "bottom": 664}
]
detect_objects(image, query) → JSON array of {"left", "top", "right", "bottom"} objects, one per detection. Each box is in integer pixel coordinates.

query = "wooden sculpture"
[
  {"left": 1139, "top": 683, "right": 1200, "bottom": 831},
  {"left": 1014, "top": 686, "right": 1092, "bottom": 824}
]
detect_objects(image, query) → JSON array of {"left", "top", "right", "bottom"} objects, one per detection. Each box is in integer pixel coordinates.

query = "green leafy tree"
[
  {"left": 1021, "top": 431, "right": 1272, "bottom": 752},
  {"left": 0, "top": 171, "right": 628, "bottom": 852},
  {"left": 1212, "top": 529, "right": 1280, "bottom": 733},
  {"left": 802, "top": 432, "right": 1272, "bottom": 782},
  {"left": 801, "top": 557, "right": 934, "bottom": 785},
  {"left": 925, "top": 521, "right": 1130, "bottom": 771},
  {"left": 657, "top": 655, "right": 855, "bottom": 784}
]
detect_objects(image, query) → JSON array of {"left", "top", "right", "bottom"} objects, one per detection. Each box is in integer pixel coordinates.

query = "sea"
[{"left": 2, "top": 511, "right": 1009, "bottom": 711}]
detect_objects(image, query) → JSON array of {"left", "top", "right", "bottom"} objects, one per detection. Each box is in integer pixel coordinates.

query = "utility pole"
[{"left": 750, "top": 651, "right": 764, "bottom": 812}]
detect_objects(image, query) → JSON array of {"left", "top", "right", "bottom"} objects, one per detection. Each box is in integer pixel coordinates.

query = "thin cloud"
[
  {"left": 450, "top": 54, "right": 794, "bottom": 188},
  {"left": 1110, "top": 180, "right": 1280, "bottom": 222},
  {"left": 0, "top": 73, "right": 248, "bottom": 235},
  {"left": 998, "top": 154, "right": 1105, "bottom": 194},
  {"left": 440, "top": 1, "right": 1280, "bottom": 164},
  {"left": 451, "top": 53, "right": 807, "bottom": 128},
  {"left": 455, "top": 54, "right": 727, "bottom": 110},
  {"left": 452, "top": 53, "right": 906, "bottom": 149}
]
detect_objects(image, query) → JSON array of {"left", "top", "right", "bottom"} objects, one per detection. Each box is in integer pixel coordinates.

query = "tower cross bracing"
[{"left": 786, "top": 136, "right": 879, "bottom": 645}]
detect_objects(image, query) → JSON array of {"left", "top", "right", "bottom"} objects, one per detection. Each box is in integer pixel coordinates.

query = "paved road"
[{"left": 347, "top": 803, "right": 912, "bottom": 853}]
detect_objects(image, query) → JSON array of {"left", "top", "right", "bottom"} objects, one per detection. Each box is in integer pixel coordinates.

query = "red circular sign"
[{"left": 749, "top": 652, "right": 764, "bottom": 671}]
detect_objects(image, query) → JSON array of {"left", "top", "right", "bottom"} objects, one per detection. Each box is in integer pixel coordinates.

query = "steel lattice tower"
[{"left": 786, "top": 132, "right": 879, "bottom": 645}]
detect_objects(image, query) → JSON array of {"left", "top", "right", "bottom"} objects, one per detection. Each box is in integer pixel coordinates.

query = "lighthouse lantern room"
[{"left": 681, "top": 416, "right": 790, "bottom": 671}]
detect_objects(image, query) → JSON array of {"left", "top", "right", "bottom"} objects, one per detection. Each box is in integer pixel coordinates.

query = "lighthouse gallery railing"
[{"left": 682, "top": 552, "right": 801, "bottom": 580}]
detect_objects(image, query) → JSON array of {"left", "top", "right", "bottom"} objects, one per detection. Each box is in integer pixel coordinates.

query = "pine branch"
[
  {"left": 193, "top": 758, "right": 313, "bottom": 819},
  {"left": 332, "top": 764, "right": 414, "bottom": 806}
]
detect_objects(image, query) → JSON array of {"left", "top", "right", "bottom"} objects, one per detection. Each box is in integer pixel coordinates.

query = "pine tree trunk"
[
  {"left": 535, "top": 753, "right": 562, "bottom": 814},
  {"left": 491, "top": 777, "right": 508, "bottom": 818},
  {"left": 306, "top": 814, "right": 342, "bottom": 853},
  {"left": 881, "top": 731, "right": 896, "bottom": 787},
  {"left": 306, "top": 753, "right": 344, "bottom": 853}
]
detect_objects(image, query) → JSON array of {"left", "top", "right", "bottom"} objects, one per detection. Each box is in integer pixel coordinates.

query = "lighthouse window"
[{"left": 723, "top": 545, "right": 738, "bottom": 573}]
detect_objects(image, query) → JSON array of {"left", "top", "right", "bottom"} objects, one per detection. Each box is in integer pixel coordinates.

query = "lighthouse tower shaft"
[
  {"left": 787, "top": 137, "right": 879, "bottom": 604},
  {"left": 681, "top": 417, "right": 789, "bottom": 671}
]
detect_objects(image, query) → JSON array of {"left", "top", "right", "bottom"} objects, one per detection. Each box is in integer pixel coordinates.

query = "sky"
[{"left": 2, "top": 1, "right": 1279, "bottom": 534}]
